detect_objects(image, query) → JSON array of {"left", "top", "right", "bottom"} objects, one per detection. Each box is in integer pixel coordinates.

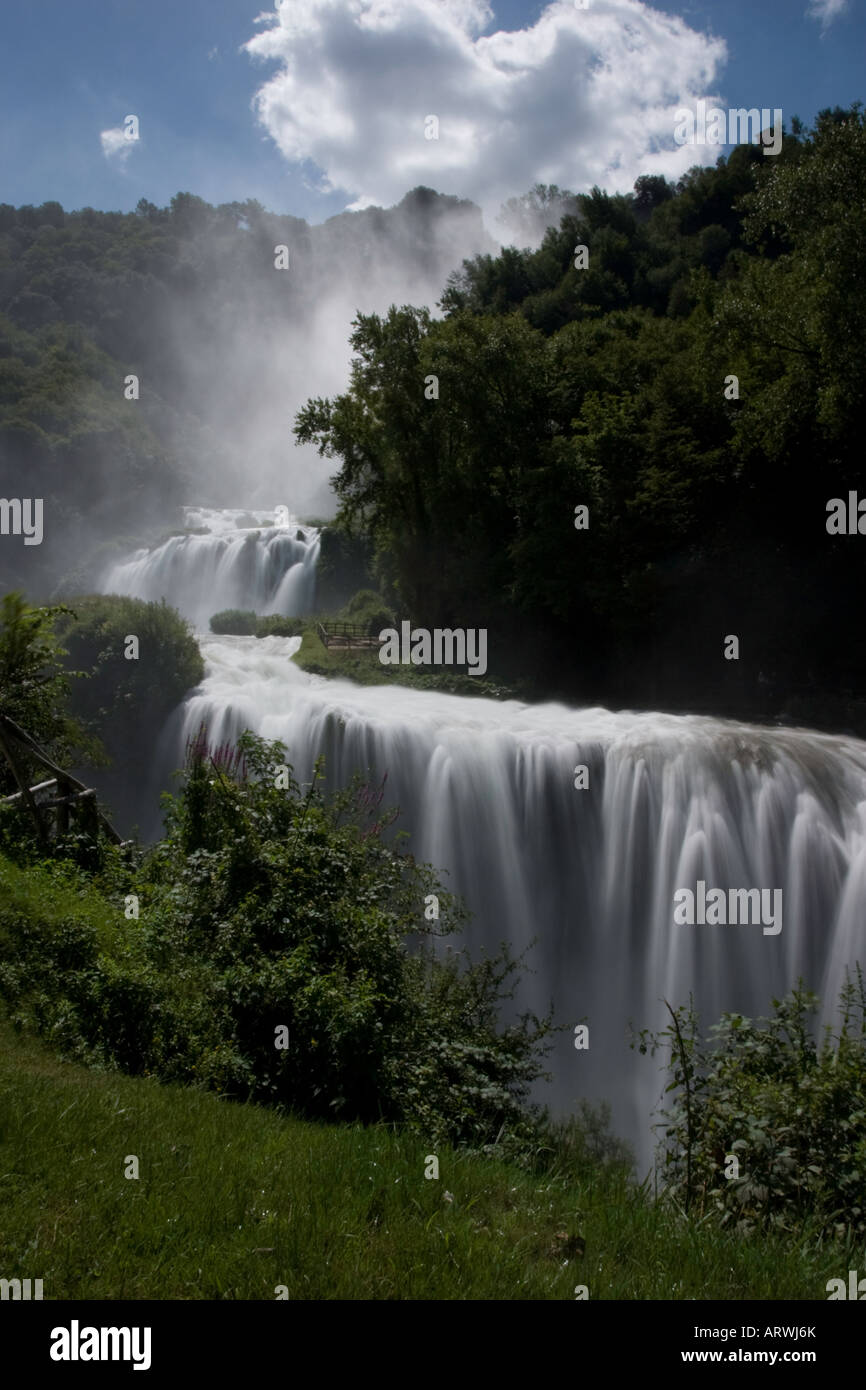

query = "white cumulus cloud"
[
  {"left": 243, "top": 0, "right": 728, "bottom": 219},
  {"left": 806, "top": 0, "right": 848, "bottom": 27},
  {"left": 100, "top": 121, "right": 139, "bottom": 166}
]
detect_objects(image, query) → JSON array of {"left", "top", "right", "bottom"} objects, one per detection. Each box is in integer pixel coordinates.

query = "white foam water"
[
  {"left": 101, "top": 507, "right": 320, "bottom": 629},
  {"left": 164, "top": 631, "right": 866, "bottom": 1166}
]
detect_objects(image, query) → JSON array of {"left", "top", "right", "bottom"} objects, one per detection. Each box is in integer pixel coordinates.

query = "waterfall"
[
  {"left": 166, "top": 632, "right": 866, "bottom": 1166},
  {"left": 101, "top": 507, "right": 320, "bottom": 630}
]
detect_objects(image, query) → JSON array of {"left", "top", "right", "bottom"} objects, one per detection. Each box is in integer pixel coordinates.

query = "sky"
[{"left": 0, "top": 0, "right": 861, "bottom": 226}]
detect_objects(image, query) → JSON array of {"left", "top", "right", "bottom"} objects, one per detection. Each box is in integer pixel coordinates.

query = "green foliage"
[
  {"left": 4, "top": 119, "right": 863, "bottom": 720},
  {"left": 290, "top": 627, "right": 522, "bottom": 699},
  {"left": 0, "top": 591, "right": 76, "bottom": 739},
  {"left": 633, "top": 976, "right": 866, "bottom": 1238},
  {"left": 0, "top": 592, "right": 201, "bottom": 865},
  {"left": 56, "top": 595, "right": 204, "bottom": 739},
  {"left": 0, "top": 731, "right": 553, "bottom": 1151},
  {"left": 0, "top": 592, "right": 92, "bottom": 797},
  {"left": 294, "top": 110, "right": 866, "bottom": 724},
  {"left": 210, "top": 610, "right": 308, "bottom": 637},
  {"left": 0, "top": 187, "right": 489, "bottom": 594},
  {"left": 720, "top": 105, "right": 866, "bottom": 455},
  {"left": 315, "top": 523, "right": 378, "bottom": 611},
  {"left": 0, "top": 850, "right": 125, "bottom": 1048},
  {"left": 254, "top": 615, "right": 306, "bottom": 638},
  {"left": 338, "top": 588, "right": 395, "bottom": 632},
  {"left": 0, "top": 308, "right": 179, "bottom": 594},
  {"left": 209, "top": 608, "right": 258, "bottom": 635}
]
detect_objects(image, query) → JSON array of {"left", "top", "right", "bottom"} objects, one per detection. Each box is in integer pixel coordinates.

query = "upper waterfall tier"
[{"left": 100, "top": 508, "right": 320, "bottom": 629}]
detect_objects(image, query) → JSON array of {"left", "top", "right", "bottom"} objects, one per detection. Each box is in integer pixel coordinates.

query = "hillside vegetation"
[
  {"left": 0, "top": 1016, "right": 850, "bottom": 1301},
  {"left": 297, "top": 109, "right": 866, "bottom": 727}
]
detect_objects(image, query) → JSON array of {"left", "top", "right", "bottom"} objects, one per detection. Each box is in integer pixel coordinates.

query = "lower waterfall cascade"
[
  {"left": 103, "top": 512, "right": 866, "bottom": 1167},
  {"left": 169, "top": 632, "right": 866, "bottom": 1166}
]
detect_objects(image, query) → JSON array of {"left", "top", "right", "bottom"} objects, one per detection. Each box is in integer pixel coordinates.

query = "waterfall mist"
[{"left": 138, "top": 190, "right": 495, "bottom": 522}]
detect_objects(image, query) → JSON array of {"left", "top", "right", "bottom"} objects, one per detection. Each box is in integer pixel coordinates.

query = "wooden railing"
[
  {"left": 317, "top": 621, "right": 383, "bottom": 651},
  {"left": 0, "top": 712, "right": 124, "bottom": 845}
]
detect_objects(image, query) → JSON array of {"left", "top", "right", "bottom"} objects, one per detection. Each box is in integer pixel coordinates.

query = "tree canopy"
[{"left": 296, "top": 108, "right": 866, "bottom": 727}]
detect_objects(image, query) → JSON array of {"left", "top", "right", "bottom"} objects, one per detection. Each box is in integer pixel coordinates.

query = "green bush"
[
  {"left": 0, "top": 850, "right": 126, "bottom": 1057},
  {"left": 255, "top": 615, "right": 306, "bottom": 638},
  {"left": 57, "top": 595, "right": 203, "bottom": 723},
  {"left": 209, "top": 609, "right": 258, "bottom": 635},
  {"left": 0, "top": 593, "right": 89, "bottom": 794},
  {"left": 339, "top": 588, "right": 395, "bottom": 634},
  {"left": 635, "top": 977, "right": 866, "bottom": 1237},
  {"left": 47, "top": 597, "right": 204, "bottom": 842},
  {"left": 0, "top": 730, "right": 553, "bottom": 1151}
]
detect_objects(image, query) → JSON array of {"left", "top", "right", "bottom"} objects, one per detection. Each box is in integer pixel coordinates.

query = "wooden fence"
[
  {"left": 0, "top": 712, "right": 124, "bottom": 846},
  {"left": 317, "top": 621, "right": 383, "bottom": 652}
]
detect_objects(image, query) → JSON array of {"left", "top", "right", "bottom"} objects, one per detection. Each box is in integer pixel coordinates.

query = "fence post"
[{"left": 0, "top": 719, "right": 47, "bottom": 844}]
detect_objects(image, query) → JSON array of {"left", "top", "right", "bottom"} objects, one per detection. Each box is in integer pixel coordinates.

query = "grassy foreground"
[{"left": 0, "top": 1018, "right": 847, "bottom": 1300}]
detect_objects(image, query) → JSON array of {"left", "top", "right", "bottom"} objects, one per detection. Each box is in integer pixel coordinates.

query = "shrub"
[
  {"left": 57, "top": 595, "right": 204, "bottom": 725},
  {"left": 0, "top": 850, "right": 125, "bottom": 1058},
  {"left": 635, "top": 977, "right": 866, "bottom": 1237},
  {"left": 0, "top": 730, "right": 554, "bottom": 1151},
  {"left": 255, "top": 615, "right": 306, "bottom": 638},
  {"left": 48, "top": 596, "right": 203, "bottom": 840},
  {"left": 209, "top": 609, "right": 258, "bottom": 635},
  {"left": 0, "top": 593, "right": 87, "bottom": 791},
  {"left": 339, "top": 588, "right": 395, "bottom": 634}
]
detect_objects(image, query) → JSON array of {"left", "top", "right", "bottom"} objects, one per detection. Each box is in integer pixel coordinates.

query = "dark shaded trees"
[{"left": 296, "top": 110, "right": 866, "bottom": 725}]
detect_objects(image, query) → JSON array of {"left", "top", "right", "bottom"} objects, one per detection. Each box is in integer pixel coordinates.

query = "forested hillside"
[
  {"left": 0, "top": 186, "right": 490, "bottom": 593},
  {"left": 297, "top": 107, "right": 866, "bottom": 727},
  {"left": 2, "top": 107, "right": 864, "bottom": 725}
]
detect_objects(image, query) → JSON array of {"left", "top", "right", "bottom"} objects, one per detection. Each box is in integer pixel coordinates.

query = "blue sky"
[{"left": 0, "top": 0, "right": 861, "bottom": 224}]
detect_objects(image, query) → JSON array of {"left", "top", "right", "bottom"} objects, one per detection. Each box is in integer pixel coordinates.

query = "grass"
[
  {"left": 0, "top": 850, "right": 121, "bottom": 951},
  {"left": 291, "top": 628, "right": 521, "bottom": 699},
  {"left": 0, "top": 1018, "right": 852, "bottom": 1300}
]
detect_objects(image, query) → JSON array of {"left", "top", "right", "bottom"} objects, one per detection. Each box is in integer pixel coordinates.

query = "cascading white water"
[
  {"left": 164, "top": 631, "right": 866, "bottom": 1167},
  {"left": 101, "top": 507, "right": 320, "bottom": 629}
]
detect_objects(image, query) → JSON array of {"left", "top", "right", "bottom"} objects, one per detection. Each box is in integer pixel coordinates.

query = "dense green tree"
[
  {"left": 0, "top": 592, "right": 87, "bottom": 795},
  {"left": 295, "top": 109, "right": 866, "bottom": 721}
]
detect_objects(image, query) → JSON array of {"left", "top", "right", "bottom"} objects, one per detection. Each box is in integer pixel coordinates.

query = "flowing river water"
[{"left": 102, "top": 512, "right": 866, "bottom": 1166}]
